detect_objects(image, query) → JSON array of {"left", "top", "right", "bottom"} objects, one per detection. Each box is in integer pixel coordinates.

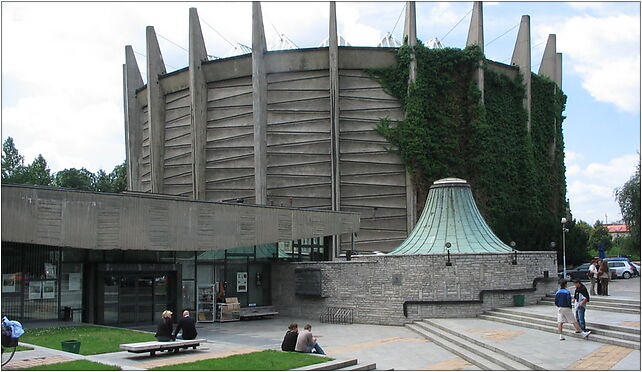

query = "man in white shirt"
[{"left": 588, "top": 259, "right": 598, "bottom": 296}]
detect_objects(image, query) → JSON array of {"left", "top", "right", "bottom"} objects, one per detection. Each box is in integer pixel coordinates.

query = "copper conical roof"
[{"left": 389, "top": 178, "right": 512, "bottom": 254}]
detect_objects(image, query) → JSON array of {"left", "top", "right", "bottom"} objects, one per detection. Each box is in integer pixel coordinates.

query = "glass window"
[{"left": 177, "top": 252, "right": 195, "bottom": 280}]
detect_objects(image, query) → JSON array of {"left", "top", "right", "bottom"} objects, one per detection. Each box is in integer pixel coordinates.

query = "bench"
[
  {"left": 239, "top": 306, "right": 279, "bottom": 320},
  {"left": 120, "top": 339, "right": 207, "bottom": 357}
]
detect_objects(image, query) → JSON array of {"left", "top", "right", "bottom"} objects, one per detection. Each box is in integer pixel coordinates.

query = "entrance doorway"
[{"left": 97, "top": 271, "right": 176, "bottom": 325}]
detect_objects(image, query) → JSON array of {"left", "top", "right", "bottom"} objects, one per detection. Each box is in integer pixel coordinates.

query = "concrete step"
[
  {"left": 490, "top": 308, "right": 641, "bottom": 337},
  {"left": 335, "top": 362, "right": 376, "bottom": 371},
  {"left": 292, "top": 358, "right": 358, "bottom": 371},
  {"left": 407, "top": 321, "right": 530, "bottom": 370},
  {"left": 422, "top": 319, "right": 544, "bottom": 371},
  {"left": 538, "top": 298, "right": 640, "bottom": 314},
  {"left": 542, "top": 294, "right": 641, "bottom": 310},
  {"left": 478, "top": 314, "right": 640, "bottom": 350}
]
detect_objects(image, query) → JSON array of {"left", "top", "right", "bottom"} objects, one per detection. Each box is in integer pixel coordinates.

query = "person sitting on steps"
[{"left": 281, "top": 322, "right": 298, "bottom": 352}]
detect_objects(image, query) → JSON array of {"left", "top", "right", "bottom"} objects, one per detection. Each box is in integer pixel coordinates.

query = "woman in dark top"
[
  {"left": 155, "top": 310, "right": 174, "bottom": 342},
  {"left": 281, "top": 322, "right": 298, "bottom": 351}
]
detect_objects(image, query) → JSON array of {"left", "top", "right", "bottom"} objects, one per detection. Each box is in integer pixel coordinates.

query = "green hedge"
[{"left": 369, "top": 43, "right": 567, "bottom": 251}]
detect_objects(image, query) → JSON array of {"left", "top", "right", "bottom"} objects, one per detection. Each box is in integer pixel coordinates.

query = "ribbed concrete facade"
[{"left": 124, "top": 2, "right": 563, "bottom": 256}]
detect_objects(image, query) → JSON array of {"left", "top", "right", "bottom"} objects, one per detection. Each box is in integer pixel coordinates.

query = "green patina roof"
[{"left": 389, "top": 178, "right": 512, "bottom": 255}]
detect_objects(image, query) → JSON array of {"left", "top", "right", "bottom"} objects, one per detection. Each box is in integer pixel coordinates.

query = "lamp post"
[
  {"left": 445, "top": 242, "right": 452, "bottom": 266},
  {"left": 510, "top": 241, "right": 517, "bottom": 265},
  {"left": 561, "top": 217, "right": 569, "bottom": 279}
]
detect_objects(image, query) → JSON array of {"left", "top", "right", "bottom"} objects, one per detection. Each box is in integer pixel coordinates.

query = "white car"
[{"left": 607, "top": 261, "right": 636, "bottom": 279}]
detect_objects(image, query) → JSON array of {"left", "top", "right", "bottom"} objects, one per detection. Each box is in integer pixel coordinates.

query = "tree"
[
  {"left": 109, "top": 161, "right": 127, "bottom": 193},
  {"left": 2, "top": 137, "right": 25, "bottom": 182},
  {"left": 23, "top": 154, "right": 53, "bottom": 186},
  {"left": 615, "top": 157, "right": 641, "bottom": 251},
  {"left": 564, "top": 219, "right": 591, "bottom": 266},
  {"left": 588, "top": 221, "right": 612, "bottom": 253},
  {"left": 54, "top": 168, "right": 95, "bottom": 191}
]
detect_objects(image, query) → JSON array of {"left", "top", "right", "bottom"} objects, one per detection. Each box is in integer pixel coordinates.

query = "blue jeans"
[
  {"left": 305, "top": 342, "right": 325, "bottom": 355},
  {"left": 576, "top": 306, "right": 587, "bottom": 331}
]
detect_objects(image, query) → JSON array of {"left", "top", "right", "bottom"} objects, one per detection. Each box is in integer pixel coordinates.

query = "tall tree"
[
  {"left": 2, "top": 137, "right": 25, "bottom": 182},
  {"left": 54, "top": 168, "right": 95, "bottom": 191},
  {"left": 588, "top": 221, "right": 612, "bottom": 253},
  {"left": 24, "top": 154, "right": 53, "bottom": 186},
  {"left": 109, "top": 161, "right": 127, "bottom": 193},
  {"left": 615, "top": 158, "right": 641, "bottom": 250}
]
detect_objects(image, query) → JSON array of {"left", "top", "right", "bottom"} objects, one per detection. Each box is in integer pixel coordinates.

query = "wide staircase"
[
  {"left": 537, "top": 294, "right": 640, "bottom": 314},
  {"left": 405, "top": 319, "right": 540, "bottom": 370},
  {"left": 292, "top": 357, "right": 378, "bottom": 371},
  {"left": 480, "top": 307, "right": 640, "bottom": 350}
]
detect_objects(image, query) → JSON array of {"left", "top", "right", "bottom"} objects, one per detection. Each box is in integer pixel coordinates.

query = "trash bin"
[
  {"left": 513, "top": 294, "right": 525, "bottom": 307},
  {"left": 61, "top": 340, "right": 81, "bottom": 354}
]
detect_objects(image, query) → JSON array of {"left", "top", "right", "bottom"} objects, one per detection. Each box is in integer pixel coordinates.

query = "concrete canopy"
[
  {"left": 1, "top": 184, "right": 359, "bottom": 252},
  {"left": 389, "top": 178, "right": 512, "bottom": 254}
]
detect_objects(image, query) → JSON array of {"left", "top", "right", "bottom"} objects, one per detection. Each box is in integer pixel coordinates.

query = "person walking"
[
  {"left": 573, "top": 279, "right": 590, "bottom": 332},
  {"left": 555, "top": 279, "right": 591, "bottom": 340},
  {"left": 281, "top": 322, "right": 299, "bottom": 352},
  {"left": 598, "top": 259, "right": 610, "bottom": 296},
  {"left": 155, "top": 310, "right": 174, "bottom": 342},
  {"left": 174, "top": 310, "right": 197, "bottom": 340},
  {"left": 588, "top": 259, "right": 598, "bottom": 296},
  {"left": 295, "top": 324, "right": 325, "bottom": 354}
]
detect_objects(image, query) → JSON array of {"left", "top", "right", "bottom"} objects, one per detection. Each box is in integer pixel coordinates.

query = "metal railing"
[{"left": 319, "top": 307, "right": 353, "bottom": 324}]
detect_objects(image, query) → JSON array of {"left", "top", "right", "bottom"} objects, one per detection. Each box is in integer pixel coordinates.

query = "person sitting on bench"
[
  {"left": 155, "top": 310, "right": 174, "bottom": 342},
  {"left": 174, "top": 310, "right": 197, "bottom": 340}
]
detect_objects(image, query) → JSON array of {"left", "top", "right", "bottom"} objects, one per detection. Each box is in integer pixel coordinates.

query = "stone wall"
[{"left": 271, "top": 251, "right": 558, "bottom": 325}]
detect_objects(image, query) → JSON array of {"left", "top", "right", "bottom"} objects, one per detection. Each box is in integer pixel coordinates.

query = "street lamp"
[
  {"left": 510, "top": 241, "right": 517, "bottom": 265},
  {"left": 561, "top": 217, "right": 569, "bottom": 279}
]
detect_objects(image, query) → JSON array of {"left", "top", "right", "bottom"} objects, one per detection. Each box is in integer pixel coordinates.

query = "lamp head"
[{"left": 561, "top": 217, "right": 567, "bottom": 224}]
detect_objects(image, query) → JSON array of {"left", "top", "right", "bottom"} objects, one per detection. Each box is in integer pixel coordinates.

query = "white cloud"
[
  {"left": 535, "top": 14, "right": 640, "bottom": 112},
  {"left": 566, "top": 153, "right": 639, "bottom": 224}
]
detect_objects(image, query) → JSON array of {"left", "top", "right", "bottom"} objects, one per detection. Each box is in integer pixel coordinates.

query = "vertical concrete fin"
[
  {"left": 403, "top": 1, "right": 417, "bottom": 46},
  {"left": 403, "top": 1, "right": 418, "bottom": 232},
  {"left": 329, "top": 1, "right": 341, "bottom": 259},
  {"left": 466, "top": 1, "right": 484, "bottom": 51},
  {"left": 146, "top": 26, "right": 167, "bottom": 193},
  {"left": 124, "top": 45, "right": 144, "bottom": 192},
  {"left": 538, "top": 34, "right": 557, "bottom": 80},
  {"left": 252, "top": 1, "right": 267, "bottom": 205},
  {"left": 511, "top": 15, "right": 531, "bottom": 133},
  {"left": 189, "top": 8, "right": 208, "bottom": 200},
  {"left": 554, "top": 53, "right": 562, "bottom": 89}
]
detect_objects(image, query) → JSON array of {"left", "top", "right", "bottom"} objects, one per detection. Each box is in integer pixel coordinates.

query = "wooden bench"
[
  {"left": 120, "top": 339, "right": 207, "bottom": 357},
  {"left": 239, "top": 306, "right": 279, "bottom": 320}
]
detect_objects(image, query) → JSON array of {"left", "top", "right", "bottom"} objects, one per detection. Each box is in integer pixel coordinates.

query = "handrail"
[{"left": 403, "top": 276, "right": 557, "bottom": 317}]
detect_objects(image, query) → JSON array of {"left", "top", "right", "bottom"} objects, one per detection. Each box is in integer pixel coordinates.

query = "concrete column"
[
  {"left": 123, "top": 45, "right": 144, "bottom": 192},
  {"left": 146, "top": 26, "right": 167, "bottom": 194},
  {"left": 555, "top": 53, "right": 563, "bottom": 89},
  {"left": 538, "top": 34, "right": 557, "bottom": 84},
  {"left": 511, "top": 15, "right": 531, "bottom": 133},
  {"left": 403, "top": 1, "right": 417, "bottom": 233},
  {"left": 189, "top": 8, "right": 208, "bottom": 200},
  {"left": 466, "top": 1, "right": 485, "bottom": 103},
  {"left": 252, "top": 2, "right": 268, "bottom": 205},
  {"left": 329, "top": 2, "right": 341, "bottom": 259}
]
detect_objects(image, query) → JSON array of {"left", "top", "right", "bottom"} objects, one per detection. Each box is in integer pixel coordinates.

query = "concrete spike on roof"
[
  {"left": 270, "top": 33, "right": 298, "bottom": 51},
  {"left": 424, "top": 37, "right": 444, "bottom": 49},
  {"left": 319, "top": 33, "right": 351, "bottom": 47},
  {"left": 389, "top": 178, "right": 513, "bottom": 255},
  {"left": 378, "top": 32, "right": 402, "bottom": 48}
]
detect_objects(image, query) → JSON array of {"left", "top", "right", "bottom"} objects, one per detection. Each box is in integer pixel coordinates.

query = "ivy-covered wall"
[{"left": 369, "top": 43, "right": 567, "bottom": 251}]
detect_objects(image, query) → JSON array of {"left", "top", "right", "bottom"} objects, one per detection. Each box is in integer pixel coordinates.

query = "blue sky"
[{"left": 2, "top": 1, "right": 640, "bottom": 226}]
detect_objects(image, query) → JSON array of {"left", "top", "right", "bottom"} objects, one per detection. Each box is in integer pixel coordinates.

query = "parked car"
[
  {"left": 633, "top": 262, "right": 641, "bottom": 275},
  {"left": 558, "top": 263, "right": 591, "bottom": 280},
  {"left": 606, "top": 260, "right": 637, "bottom": 279},
  {"left": 604, "top": 257, "right": 639, "bottom": 277}
]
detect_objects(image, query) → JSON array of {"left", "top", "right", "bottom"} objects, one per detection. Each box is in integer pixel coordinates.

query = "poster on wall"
[
  {"left": 236, "top": 272, "right": 247, "bottom": 293},
  {"left": 29, "top": 281, "right": 42, "bottom": 300},
  {"left": 42, "top": 281, "right": 56, "bottom": 299},
  {"left": 68, "top": 273, "right": 81, "bottom": 291},
  {"left": 2, "top": 274, "right": 16, "bottom": 293}
]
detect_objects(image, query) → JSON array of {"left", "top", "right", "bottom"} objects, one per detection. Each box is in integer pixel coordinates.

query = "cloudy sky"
[{"left": 2, "top": 1, "right": 640, "bottom": 225}]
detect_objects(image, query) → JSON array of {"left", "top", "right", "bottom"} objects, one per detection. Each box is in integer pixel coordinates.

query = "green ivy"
[{"left": 368, "top": 43, "right": 567, "bottom": 251}]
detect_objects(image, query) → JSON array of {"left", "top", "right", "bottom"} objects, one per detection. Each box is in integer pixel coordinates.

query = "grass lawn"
[
  {"left": 20, "top": 326, "right": 155, "bottom": 355},
  {"left": 24, "top": 360, "right": 121, "bottom": 370},
  {"left": 150, "top": 349, "right": 332, "bottom": 370}
]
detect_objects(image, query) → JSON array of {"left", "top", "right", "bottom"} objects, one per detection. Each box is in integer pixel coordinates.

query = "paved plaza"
[{"left": 6, "top": 277, "right": 640, "bottom": 370}]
